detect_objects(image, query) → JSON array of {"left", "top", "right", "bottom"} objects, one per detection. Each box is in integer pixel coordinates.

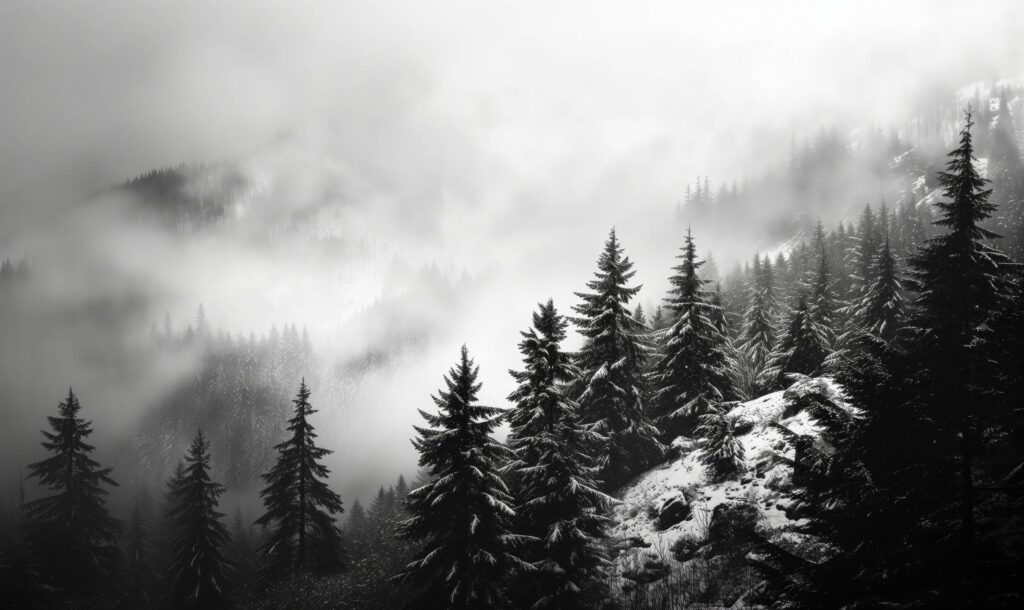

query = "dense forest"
[{"left": 2, "top": 91, "right": 1024, "bottom": 610}]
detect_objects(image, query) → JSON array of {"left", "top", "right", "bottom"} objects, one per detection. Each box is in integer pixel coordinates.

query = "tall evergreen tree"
[
  {"left": 505, "top": 300, "right": 611, "bottom": 608},
  {"left": 397, "top": 346, "right": 524, "bottom": 609},
  {"left": 759, "top": 297, "right": 830, "bottom": 390},
  {"left": 852, "top": 234, "right": 904, "bottom": 342},
  {"left": 571, "top": 229, "right": 663, "bottom": 488},
  {"left": 739, "top": 254, "right": 778, "bottom": 395},
  {"left": 255, "top": 380, "right": 346, "bottom": 575},
  {"left": 167, "top": 430, "right": 231, "bottom": 610},
  {"left": 346, "top": 499, "right": 369, "bottom": 561},
  {"left": 908, "top": 108, "right": 1014, "bottom": 597},
  {"left": 25, "top": 388, "right": 119, "bottom": 596},
  {"left": 650, "top": 229, "right": 736, "bottom": 440},
  {"left": 852, "top": 204, "right": 881, "bottom": 283}
]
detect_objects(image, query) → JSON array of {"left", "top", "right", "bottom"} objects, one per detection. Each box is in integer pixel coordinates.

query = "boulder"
[{"left": 656, "top": 490, "right": 692, "bottom": 530}]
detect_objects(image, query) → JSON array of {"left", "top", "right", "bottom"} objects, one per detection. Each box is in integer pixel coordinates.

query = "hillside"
[{"left": 610, "top": 377, "right": 853, "bottom": 606}]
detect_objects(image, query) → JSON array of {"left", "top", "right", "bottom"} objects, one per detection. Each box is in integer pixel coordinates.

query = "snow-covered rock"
[{"left": 609, "top": 377, "right": 851, "bottom": 589}]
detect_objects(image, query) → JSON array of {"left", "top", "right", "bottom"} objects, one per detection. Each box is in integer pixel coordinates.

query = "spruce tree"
[
  {"left": 571, "top": 229, "right": 663, "bottom": 488},
  {"left": 256, "top": 380, "right": 345, "bottom": 575},
  {"left": 908, "top": 108, "right": 1013, "bottom": 595},
  {"left": 650, "top": 229, "right": 735, "bottom": 440},
  {"left": 167, "top": 430, "right": 231, "bottom": 610},
  {"left": 695, "top": 405, "right": 745, "bottom": 481},
  {"left": 739, "top": 254, "right": 777, "bottom": 394},
  {"left": 759, "top": 297, "right": 830, "bottom": 390},
  {"left": 850, "top": 204, "right": 882, "bottom": 303},
  {"left": 853, "top": 235, "right": 904, "bottom": 342},
  {"left": 346, "top": 499, "right": 369, "bottom": 561},
  {"left": 25, "top": 388, "right": 119, "bottom": 596},
  {"left": 397, "top": 346, "right": 523, "bottom": 609},
  {"left": 505, "top": 300, "right": 611, "bottom": 608},
  {"left": 809, "top": 225, "right": 837, "bottom": 337}
]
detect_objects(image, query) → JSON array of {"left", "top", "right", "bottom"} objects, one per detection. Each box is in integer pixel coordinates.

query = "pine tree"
[
  {"left": 908, "top": 108, "right": 1014, "bottom": 596},
  {"left": 850, "top": 204, "right": 882, "bottom": 302},
  {"left": 759, "top": 297, "right": 830, "bottom": 390},
  {"left": 397, "top": 346, "right": 524, "bottom": 609},
  {"left": 505, "top": 300, "right": 611, "bottom": 608},
  {"left": 738, "top": 254, "right": 777, "bottom": 394},
  {"left": 571, "top": 229, "right": 663, "bottom": 488},
  {"left": 167, "top": 430, "right": 231, "bottom": 610},
  {"left": 809, "top": 224, "right": 837, "bottom": 337},
  {"left": 25, "top": 388, "right": 119, "bottom": 596},
  {"left": 695, "top": 406, "right": 745, "bottom": 481},
  {"left": 346, "top": 499, "right": 369, "bottom": 561},
  {"left": 852, "top": 235, "right": 904, "bottom": 342},
  {"left": 255, "top": 380, "right": 346, "bottom": 575},
  {"left": 650, "top": 305, "right": 667, "bottom": 331},
  {"left": 650, "top": 229, "right": 735, "bottom": 440},
  {"left": 393, "top": 474, "right": 409, "bottom": 512}
]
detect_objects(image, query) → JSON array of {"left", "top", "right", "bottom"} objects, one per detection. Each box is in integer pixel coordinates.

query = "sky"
[{"left": 1, "top": 0, "right": 1023, "bottom": 503}]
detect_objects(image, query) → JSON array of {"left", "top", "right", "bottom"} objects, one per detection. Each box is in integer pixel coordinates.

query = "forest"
[{"left": 1, "top": 101, "right": 1023, "bottom": 609}]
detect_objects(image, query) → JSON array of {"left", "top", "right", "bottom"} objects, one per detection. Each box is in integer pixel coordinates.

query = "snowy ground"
[{"left": 609, "top": 377, "right": 850, "bottom": 580}]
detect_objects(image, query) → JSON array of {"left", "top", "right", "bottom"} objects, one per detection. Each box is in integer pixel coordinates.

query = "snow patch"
[{"left": 609, "top": 377, "right": 850, "bottom": 580}]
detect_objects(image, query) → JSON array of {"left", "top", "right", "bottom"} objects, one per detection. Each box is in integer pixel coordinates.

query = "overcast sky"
[{"left": 3, "top": 1, "right": 1022, "bottom": 231}]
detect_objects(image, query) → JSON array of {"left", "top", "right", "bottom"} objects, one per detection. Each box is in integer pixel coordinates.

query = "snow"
[{"left": 608, "top": 377, "right": 850, "bottom": 576}]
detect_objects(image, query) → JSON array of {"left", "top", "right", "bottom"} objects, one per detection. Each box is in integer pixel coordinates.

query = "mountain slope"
[{"left": 609, "top": 377, "right": 852, "bottom": 604}]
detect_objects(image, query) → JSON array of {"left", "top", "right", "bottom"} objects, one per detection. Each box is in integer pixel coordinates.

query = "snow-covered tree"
[
  {"left": 167, "top": 430, "right": 231, "bottom": 610},
  {"left": 696, "top": 406, "right": 745, "bottom": 481},
  {"left": 650, "top": 229, "right": 735, "bottom": 440},
  {"left": 738, "top": 254, "right": 777, "bottom": 394},
  {"left": 255, "top": 380, "right": 346, "bottom": 575},
  {"left": 759, "top": 296, "right": 830, "bottom": 390},
  {"left": 505, "top": 300, "right": 612, "bottom": 608},
  {"left": 397, "top": 346, "right": 524, "bottom": 609},
  {"left": 852, "top": 235, "right": 904, "bottom": 342},
  {"left": 571, "top": 229, "right": 663, "bottom": 489},
  {"left": 25, "top": 388, "right": 119, "bottom": 596},
  {"left": 848, "top": 204, "right": 882, "bottom": 306}
]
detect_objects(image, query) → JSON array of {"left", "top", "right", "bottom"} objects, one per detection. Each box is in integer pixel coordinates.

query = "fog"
[{"left": 1, "top": 0, "right": 1023, "bottom": 506}]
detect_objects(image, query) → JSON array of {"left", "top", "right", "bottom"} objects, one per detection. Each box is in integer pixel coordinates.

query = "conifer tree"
[
  {"left": 255, "top": 380, "right": 346, "bottom": 575},
  {"left": 397, "top": 346, "right": 523, "bottom": 610},
  {"left": 850, "top": 204, "right": 882, "bottom": 302},
  {"left": 759, "top": 297, "right": 830, "bottom": 390},
  {"left": 346, "top": 499, "right": 369, "bottom": 561},
  {"left": 695, "top": 406, "right": 745, "bottom": 481},
  {"left": 25, "top": 388, "right": 119, "bottom": 596},
  {"left": 572, "top": 229, "right": 663, "bottom": 488},
  {"left": 650, "top": 229, "right": 735, "bottom": 440},
  {"left": 393, "top": 474, "right": 409, "bottom": 513},
  {"left": 809, "top": 225, "right": 837, "bottom": 337},
  {"left": 853, "top": 235, "right": 904, "bottom": 342},
  {"left": 908, "top": 109, "right": 1013, "bottom": 591},
  {"left": 739, "top": 254, "right": 777, "bottom": 394},
  {"left": 167, "top": 430, "right": 231, "bottom": 610},
  {"left": 505, "top": 300, "right": 611, "bottom": 608},
  {"left": 650, "top": 305, "right": 667, "bottom": 331}
]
